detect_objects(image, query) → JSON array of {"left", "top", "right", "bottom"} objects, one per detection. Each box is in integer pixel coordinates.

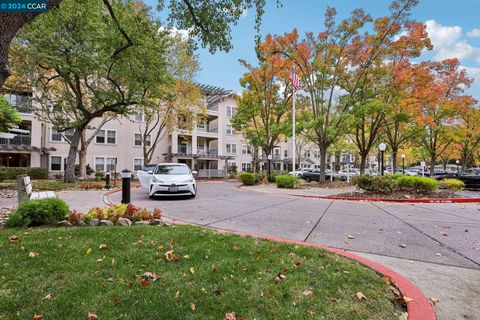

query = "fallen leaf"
[
  {"left": 9, "top": 235, "right": 20, "bottom": 243},
  {"left": 99, "top": 244, "right": 109, "bottom": 250},
  {"left": 430, "top": 297, "right": 439, "bottom": 305},
  {"left": 141, "top": 272, "right": 159, "bottom": 281},
  {"left": 293, "top": 261, "right": 302, "bottom": 268},
  {"left": 436, "top": 253, "right": 442, "bottom": 256},
  {"left": 190, "top": 303, "right": 196, "bottom": 311},
  {"left": 114, "top": 297, "right": 121, "bottom": 305},
  {"left": 190, "top": 267, "right": 195, "bottom": 274},
  {"left": 224, "top": 312, "right": 236, "bottom": 320},
  {"left": 33, "top": 315, "right": 43, "bottom": 320},
  {"left": 140, "top": 279, "right": 150, "bottom": 287},
  {"left": 183, "top": 255, "right": 190, "bottom": 259},
  {"left": 211, "top": 265, "right": 217, "bottom": 272},
  {"left": 347, "top": 235, "right": 355, "bottom": 239},
  {"left": 87, "top": 312, "right": 98, "bottom": 319},
  {"left": 86, "top": 248, "right": 92, "bottom": 254},
  {"left": 164, "top": 250, "right": 175, "bottom": 261},
  {"left": 43, "top": 294, "right": 53, "bottom": 301},
  {"left": 404, "top": 296, "right": 414, "bottom": 303},
  {"left": 356, "top": 292, "right": 367, "bottom": 300},
  {"left": 111, "top": 258, "right": 116, "bottom": 265},
  {"left": 175, "top": 290, "right": 180, "bottom": 298},
  {"left": 465, "top": 229, "right": 469, "bottom": 232},
  {"left": 28, "top": 251, "right": 39, "bottom": 257},
  {"left": 303, "top": 289, "right": 313, "bottom": 296},
  {"left": 275, "top": 272, "right": 286, "bottom": 282},
  {"left": 399, "top": 244, "right": 407, "bottom": 248},
  {"left": 398, "top": 312, "right": 408, "bottom": 320}
]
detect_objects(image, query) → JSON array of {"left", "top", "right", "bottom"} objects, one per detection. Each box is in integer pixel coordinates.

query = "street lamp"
[
  {"left": 456, "top": 159, "right": 460, "bottom": 172},
  {"left": 401, "top": 153, "right": 406, "bottom": 174},
  {"left": 379, "top": 143, "right": 386, "bottom": 176}
]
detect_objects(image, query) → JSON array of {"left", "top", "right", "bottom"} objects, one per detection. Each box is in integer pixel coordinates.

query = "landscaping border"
[{"left": 104, "top": 188, "right": 437, "bottom": 320}]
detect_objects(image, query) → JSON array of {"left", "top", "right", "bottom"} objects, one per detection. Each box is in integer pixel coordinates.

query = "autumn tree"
[
  {"left": 263, "top": 0, "right": 421, "bottom": 180},
  {"left": 232, "top": 52, "right": 293, "bottom": 180},
  {"left": 456, "top": 103, "right": 480, "bottom": 169},
  {"left": 412, "top": 59, "right": 474, "bottom": 176}
]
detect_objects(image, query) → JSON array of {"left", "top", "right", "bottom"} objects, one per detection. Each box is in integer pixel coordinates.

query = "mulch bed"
[{"left": 334, "top": 190, "right": 459, "bottom": 199}]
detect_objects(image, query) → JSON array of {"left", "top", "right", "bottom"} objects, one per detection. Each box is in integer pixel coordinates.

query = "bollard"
[
  {"left": 121, "top": 169, "right": 132, "bottom": 204},
  {"left": 105, "top": 172, "right": 111, "bottom": 190}
]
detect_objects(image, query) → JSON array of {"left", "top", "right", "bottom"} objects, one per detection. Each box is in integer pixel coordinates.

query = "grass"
[
  {"left": 0, "top": 179, "right": 112, "bottom": 191},
  {"left": 0, "top": 225, "right": 404, "bottom": 319}
]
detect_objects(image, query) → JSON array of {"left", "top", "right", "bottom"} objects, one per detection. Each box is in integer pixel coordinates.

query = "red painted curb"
[{"left": 164, "top": 219, "right": 436, "bottom": 320}]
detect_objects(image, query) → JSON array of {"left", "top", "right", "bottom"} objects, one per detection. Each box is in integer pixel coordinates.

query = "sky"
[{"left": 145, "top": 0, "right": 480, "bottom": 99}]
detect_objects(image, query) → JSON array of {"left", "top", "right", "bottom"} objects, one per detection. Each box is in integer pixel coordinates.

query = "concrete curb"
[
  {"left": 237, "top": 185, "right": 480, "bottom": 203},
  {"left": 103, "top": 189, "right": 436, "bottom": 320}
]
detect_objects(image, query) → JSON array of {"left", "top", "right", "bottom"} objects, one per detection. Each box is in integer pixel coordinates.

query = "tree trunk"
[
  {"left": 430, "top": 154, "right": 436, "bottom": 177},
  {"left": 78, "top": 147, "right": 87, "bottom": 180},
  {"left": 391, "top": 150, "right": 398, "bottom": 173},
  {"left": 64, "top": 129, "right": 82, "bottom": 183},
  {"left": 267, "top": 158, "right": 271, "bottom": 182},
  {"left": 359, "top": 153, "right": 367, "bottom": 175},
  {"left": 318, "top": 143, "right": 327, "bottom": 183}
]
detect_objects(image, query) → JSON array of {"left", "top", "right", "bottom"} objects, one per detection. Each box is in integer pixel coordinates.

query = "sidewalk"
[{"left": 243, "top": 183, "right": 356, "bottom": 197}]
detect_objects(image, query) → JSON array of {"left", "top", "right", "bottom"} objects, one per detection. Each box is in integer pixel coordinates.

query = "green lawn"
[{"left": 0, "top": 225, "right": 404, "bottom": 319}]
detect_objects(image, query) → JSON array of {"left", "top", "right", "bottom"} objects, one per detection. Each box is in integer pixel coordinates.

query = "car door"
[{"left": 137, "top": 169, "right": 153, "bottom": 188}]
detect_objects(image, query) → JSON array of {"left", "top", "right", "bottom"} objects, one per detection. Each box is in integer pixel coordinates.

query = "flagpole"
[{"left": 292, "top": 85, "right": 296, "bottom": 173}]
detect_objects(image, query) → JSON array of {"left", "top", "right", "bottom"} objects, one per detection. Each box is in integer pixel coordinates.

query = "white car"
[
  {"left": 138, "top": 163, "right": 197, "bottom": 199},
  {"left": 289, "top": 168, "right": 313, "bottom": 178}
]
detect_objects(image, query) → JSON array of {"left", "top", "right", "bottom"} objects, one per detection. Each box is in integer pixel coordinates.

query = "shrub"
[
  {"left": 82, "top": 204, "right": 161, "bottom": 223},
  {"left": 275, "top": 174, "right": 299, "bottom": 189},
  {"left": 67, "top": 210, "right": 83, "bottom": 225},
  {"left": 0, "top": 167, "right": 48, "bottom": 181},
  {"left": 238, "top": 172, "right": 255, "bottom": 186},
  {"left": 396, "top": 176, "right": 439, "bottom": 193},
  {"left": 94, "top": 171, "right": 105, "bottom": 181},
  {"left": 356, "top": 175, "right": 397, "bottom": 194},
  {"left": 5, "top": 198, "right": 69, "bottom": 228},
  {"left": 75, "top": 164, "right": 94, "bottom": 177},
  {"left": 440, "top": 178, "right": 465, "bottom": 191},
  {"left": 255, "top": 173, "right": 265, "bottom": 183},
  {"left": 79, "top": 182, "right": 104, "bottom": 190}
]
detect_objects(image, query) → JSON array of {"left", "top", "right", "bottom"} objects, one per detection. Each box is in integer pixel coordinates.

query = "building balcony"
[
  {"left": 206, "top": 105, "right": 218, "bottom": 114},
  {"left": 197, "top": 148, "right": 218, "bottom": 157},
  {"left": 0, "top": 135, "right": 32, "bottom": 146},
  {"left": 178, "top": 145, "right": 192, "bottom": 154},
  {"left": 197, "top": 126, "right": 219, "bottom": 136},
  {"left": 14, "top": 103, "right": 33, "bottom": 114}
]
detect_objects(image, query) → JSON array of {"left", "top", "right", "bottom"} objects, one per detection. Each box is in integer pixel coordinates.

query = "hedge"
[
  {"left": 355, "top": 174, "right": 439, "bottom": 194},
  {"left": 440, "top": 178, "right": 465, "bottom": 191},
  {"left": 275, "top": 174, "right": 299, "bottom": 189},
  {"left": 0, "top": 167, "right": 48, "bottom": 181},
  {"left": 5, "top": 198, "right": 69, "bottom": 228},
  {"left": 396, "top": 176, "right": 439, "bottom": 193},
  {"left": 238, "top": 172, "right": 256, "bottom": 186}
]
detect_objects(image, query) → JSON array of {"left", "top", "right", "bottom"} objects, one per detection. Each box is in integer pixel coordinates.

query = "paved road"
[{"left": 110, "top": 182, "right": 480, "bottom": 319}]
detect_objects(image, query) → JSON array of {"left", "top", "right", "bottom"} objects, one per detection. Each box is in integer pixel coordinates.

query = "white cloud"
[
  {"left": 466, "top": 28, "right": 480, "bottom": 38},
  {"left": 425, "top": 20, "right": 480, "bottom": 63},
  {"left": 241, "top": 8, "right": 248, "bottom": 18},
  {"left": 158, "top": 26, "right": 190, "bottom": 40}
]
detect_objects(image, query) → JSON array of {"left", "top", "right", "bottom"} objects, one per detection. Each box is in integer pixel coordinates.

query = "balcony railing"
[
  {"left": 197, "top": 148, "right": 218, "bottom": 156},
  {"left": 14, "top": 103, "right": 33, "bottom": 114},
  {"left": 206, "top": 106, "right": 218, "bottom": 113},
  {"left": 0, "top": 135, "right": 32, "bottom": 146},
  {"left": 197, "top": 126, "right": 218, "bottom": 134},
  {"left": 178, "top": 145, "right": 192, "bottom": 154}
]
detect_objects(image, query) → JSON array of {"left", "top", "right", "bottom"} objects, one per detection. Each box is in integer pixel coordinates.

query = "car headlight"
[
  {"left": 152, "top": 176, "right": 163, "bottom": 183},
  {"left": 182, "top": 178, "right": 194, "bottom": 183}
]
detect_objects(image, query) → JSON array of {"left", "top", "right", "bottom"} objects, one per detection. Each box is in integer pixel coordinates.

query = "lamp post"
[
  {"left": 456, "top": 159, "right": 460, "bottom": 172},
  {"left": 378, "top": 143, "right": 386, "bottom": 176},
  {"left": 401, "top": 153, "right": 406, "bottom": 174}
]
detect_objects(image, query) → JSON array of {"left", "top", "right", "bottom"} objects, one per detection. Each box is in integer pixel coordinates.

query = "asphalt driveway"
[{"left": 108, "top": 181, "right": 480, "bottom": 320}]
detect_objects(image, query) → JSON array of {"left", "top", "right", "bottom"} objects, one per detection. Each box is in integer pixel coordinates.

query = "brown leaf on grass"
[
  {"left": 43, "top": 294, "right": 53, "bottom": 301},
  {"left": 164, "top": 250, "right": 176, "bottom": 261},
  {"left": 140, "top": 279, "right": 150, "bottom": 287},
  {"left": 356, "top": 292, "right": 367, "bottom": 300},
  {"left": 140, "top": 272, "right": 159, "bottom": 281},
  {"left": 275, "top": 272, "right": 286, "bottom": 282},
  {"left": 9, "top": 235, "right": 20, "bottom": 243},
  {"left": 211, "top": 265, "right": 217, "bottom": 272},
  {"left": 114, "top": 297, "right": 121, "bottom": 305},
  {"left": 33, "top": 314, "right": 43, "bottom": 320},
  {"left": 28, "top": 251, "right": 39, "bottom": 257},
  {"left": 293, "top": 261, "right": 302, "bottom": 268},
  {"left": 87, "top": 312, "right": 98, "bottom": 319},
  {"left": 190, "top": 303, "right": 196, "bottom": 311},
  {"left": 430, "top": 297, "right": 439, "bottom": 305},
  {"left": 86, "top": 248, "right": 92, "bottom": 254},
  {"left": 303, "top": 289, "right": 313, "bottom": 296},
  {"left": 99, "top": 244, "right": 109, "bottom": 250},
  {"left": 224, "top": 312, "right": 236, "bottom": 320}
]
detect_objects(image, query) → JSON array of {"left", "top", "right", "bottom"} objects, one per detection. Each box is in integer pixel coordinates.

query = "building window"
[
  {"left": 51, "top": 128, "right": 62, "bottom": 142},
  {"left": 226, "top": 106, "right": 236, "bottom": 118},
  {"left": 134, "top": 134, "right": 151, "bottom": 147},
  {"left": 241, "top": 144, "right": 251, "bottom": 155},
  {"left": 226, "top": 124, "right": 236, "bottom": 135},
  {"left": 305, "top": 151, "right": 311, "bottom": 158},
  {"left": 133, "top": 158, "right": 144, "bottom": 171},
  {"left": 96, "top": 130, "right": 116, "bottom": 144},
  {"left": 284, "top": 150, "right": 288, "bottom": 157},
  {"left": 64, "top": 129, "right": 74, "bottom": 142},
  {"left": 51, "top": 156, "right": 62, "bottom": 171},
  {"left": 134, "top": 111, "right": 144, "bottom": 122},
  {"left": 226, "top": 143, "right": 236, "bottom": 154},
  {"left": 95, "top": 157, "right": 116, "bottom": 172},
  {"left": 241, "top": 163, "right": 252, "bottom": 172}
]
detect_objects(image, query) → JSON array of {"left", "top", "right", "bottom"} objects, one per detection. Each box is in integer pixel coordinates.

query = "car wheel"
[
  {"left": 305, "top": 176, "right": 311, "bottom": 182},
  {"left": 149, "top": 194, "right": 156, "bottom": 200}
]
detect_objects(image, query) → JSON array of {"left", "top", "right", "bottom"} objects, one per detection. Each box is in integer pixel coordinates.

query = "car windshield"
[{"left": 154, "top": 165, "right": 190, "bottom": 175}]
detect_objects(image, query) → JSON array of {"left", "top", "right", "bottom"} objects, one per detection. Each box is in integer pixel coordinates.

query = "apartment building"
[{"left": 1, "top": 85, "right": 377, "bottom": 177}]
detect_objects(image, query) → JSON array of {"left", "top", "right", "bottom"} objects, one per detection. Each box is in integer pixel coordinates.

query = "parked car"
[
  {"left": 456, "top": 168, "right": 480, "bottom": 189},
  {"left": 333, "top": 168, "right": 360, "bottom": 180},
  {"left": 289, "top": 168, "right": 313, "bottom": 178},
  {"left": 395, "top": 168, "right": 420, "bottom": 176},
  {"left": 421, "top": 169, "right": 455, "bottom": 179},
  {"left": 302, "top": 169, "right": 333, "bottom": 182},
  {"left": 138, "top": 163, "right": 197, "bottom": 199}
]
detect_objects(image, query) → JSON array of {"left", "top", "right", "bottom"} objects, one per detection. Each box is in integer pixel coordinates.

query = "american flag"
[{"left": 289, "top": 66, "right": 301, "bottom": 90}]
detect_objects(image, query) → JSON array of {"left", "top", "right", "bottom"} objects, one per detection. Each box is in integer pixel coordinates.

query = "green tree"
[
  {"left": 0, "top": 96, "right": 21, "bottom": 132},
  {"left": 12, "top": 0, "right": 170, "bottom": 182}
]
